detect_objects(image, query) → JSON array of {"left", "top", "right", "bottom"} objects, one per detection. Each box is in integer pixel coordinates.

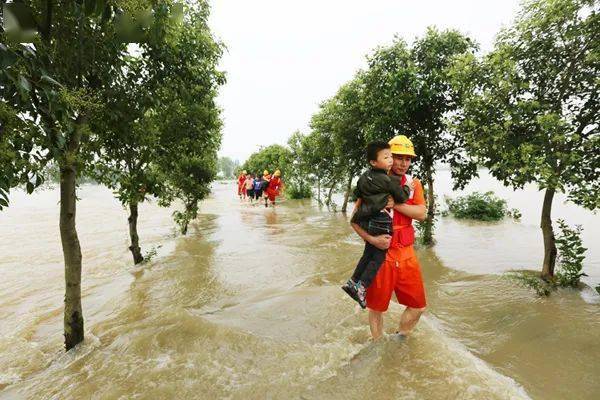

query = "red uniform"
[
  {"left": 237, "top": 174, "right": 246, "bottom": 197},
  {"left": 365, "top": 175, "right": 427, "bottom": 312},
  {"left": 266, "top": 176, "right": 281, "bottom": 203}
]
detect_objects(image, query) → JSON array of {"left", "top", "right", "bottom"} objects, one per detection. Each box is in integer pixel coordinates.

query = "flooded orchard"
[{"left": 1, "top": 171, "right": 599, "bottom": 400}]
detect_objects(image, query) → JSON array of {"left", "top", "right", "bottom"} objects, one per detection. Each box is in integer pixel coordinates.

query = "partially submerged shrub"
[
  {"left": 140, "top": 245, "right": 162, "bottom": 265},
  {"left": 506, "top": 208, "right": 522, "bottom": 220},
  {"left": 508, "top": 271, "right": 554, "bottom": 296},
  {"left": 446, "top": 191, "right": 509, "bottom": 221},
  {"left": 509, "top": 220, "right": 588, "bottom": 296},
  {"left": 285, "top": 182, "right": 312, "bottom": 199},
  {"left": 555, "top": 219, "right": 587, "bottom": 288}
]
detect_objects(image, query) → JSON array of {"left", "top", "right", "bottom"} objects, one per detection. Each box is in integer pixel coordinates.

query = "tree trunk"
[
  {"left": 326, "top": 181, "right": 336, "bottom": 206},
  {"left": 181, "top": 199, "right": 197, "bottom": 235},
  {"left": 541, "top": 187, "right": 557, "bottom": 279},
  {"left": 422, "top": 167, "right": 436, "bottom": 245},
  {"left": 128, "top": 201, "right": 143, "bottom": 264},
  {"left": 60, "top": 153, "right": 84, "bottom": 351},
  {"left": 341, "top": 173, "right": 353, "bottom": 213},
  {"left": 317, "top": 177, "right": 321, "bottom": 205}
]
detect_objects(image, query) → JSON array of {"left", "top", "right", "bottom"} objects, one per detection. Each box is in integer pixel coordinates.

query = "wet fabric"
[
  {"left": 237, "top": 175, "right": 246, "bottom": 196},
  {"left": 365, "top": 246, "right": 427, "bottom": 311},
  {"left": 389, "top": 176, "right": 424, "bottom": 249},
  {"left": 266, "top": 177, "right": 281, "bottom": 202}
]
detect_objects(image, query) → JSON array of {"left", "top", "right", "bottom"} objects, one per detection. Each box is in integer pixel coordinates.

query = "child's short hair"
[{"left": 366, "top": 141, "right": 390, "bottom": 162}]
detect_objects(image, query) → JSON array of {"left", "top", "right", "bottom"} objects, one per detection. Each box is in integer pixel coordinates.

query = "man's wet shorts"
[{"left": 365, "top": 246, "right": 427, "bottom": 311}]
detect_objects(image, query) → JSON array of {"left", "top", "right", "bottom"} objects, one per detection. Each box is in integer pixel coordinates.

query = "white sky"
[{"left": 209, "top": 0, "right": 522, "bottom": 163}]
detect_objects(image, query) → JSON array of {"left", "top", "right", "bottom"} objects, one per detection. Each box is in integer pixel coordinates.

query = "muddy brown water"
[{"left": 1, "top": 171, "right": 599, "bottom": 399}]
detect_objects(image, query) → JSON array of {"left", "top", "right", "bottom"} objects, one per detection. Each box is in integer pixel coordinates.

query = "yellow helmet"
[
  {"left": 263, "top": 170, "right": 269, "bottom": 176},
  {"left": 273, "top": 169, "right": 281, "bottom": 177},
  {"left": 242, "top": 170, "right": 247, "bottom": 174},
  {"left": 388, "top": 135, "right": 416, "bottom": 157}
]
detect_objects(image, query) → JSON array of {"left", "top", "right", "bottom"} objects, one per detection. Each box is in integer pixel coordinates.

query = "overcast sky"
[{"left": 208, "top": 0, "right": 522, "bottom": 163}]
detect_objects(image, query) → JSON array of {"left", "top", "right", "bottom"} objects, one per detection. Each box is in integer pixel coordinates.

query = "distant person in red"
[
  {"left": 265, "top": 169, "right": 282, "bottom": 207},
  {"left": 237, "top": 170, "right": 247, "bottom": 199}
]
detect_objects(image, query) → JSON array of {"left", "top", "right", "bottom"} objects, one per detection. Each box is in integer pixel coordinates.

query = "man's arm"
[
  {"left": 351, "top": 222, "right": 392, "bottom": 250},
  {"left": 393, "top": 203, "right": 427, "bottom": 221}
]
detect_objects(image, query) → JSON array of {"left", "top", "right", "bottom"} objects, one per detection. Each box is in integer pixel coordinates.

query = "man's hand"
[
  {"left": 385, "top": 195, "right": 394, "bottom": 209},
  {"left": 368, "top": 234, "right": 391, "bottom": 250}
]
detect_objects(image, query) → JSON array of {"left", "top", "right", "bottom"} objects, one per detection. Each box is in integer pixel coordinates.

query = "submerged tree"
[
  {"left": 453, "top": 0, "right": 599, "bottom": 278},
  {"left": 90, "top": 1, "right": 224, "bottom": 259},
  {"left": 1, "top": 0, "right": 133, "bottom": 349},
  {"left": 308, "top": 98, "right": 343, "bottom": 207},
  {"left": 151, "top": 1, "right": 224, "bottom": 235},
  {"left": 286, "top": 131, "right": 314, "bottom": 199},
  {"left": 89, "top": 56, "right": 163, "bottom": 264},
  {"left": 300, "top": 127, "right": 338, "bottom": 205},
  {"left": 306, "top": 76, "right": 370, "bottom": 212},
  {"left": 331, "top": 77, "right": 369, "bottom": 213}
]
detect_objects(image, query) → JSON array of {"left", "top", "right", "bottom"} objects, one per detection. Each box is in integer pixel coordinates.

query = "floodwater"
[{"left": 0, "top": 171, "right": 599, "bottom": 400}]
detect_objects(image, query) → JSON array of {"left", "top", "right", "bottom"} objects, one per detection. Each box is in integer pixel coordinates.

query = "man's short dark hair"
[{"left": 366, "top": 141, "right": 390, "bottom": 162}]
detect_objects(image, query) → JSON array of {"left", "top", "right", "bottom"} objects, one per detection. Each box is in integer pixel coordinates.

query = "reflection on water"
[{"left": 0, "top": 175, "right": 599, "bottom": 399}]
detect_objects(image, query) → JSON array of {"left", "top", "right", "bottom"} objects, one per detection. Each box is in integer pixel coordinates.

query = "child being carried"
[{"left": 342, "top": 141, "right": 410, "bottom": 308}]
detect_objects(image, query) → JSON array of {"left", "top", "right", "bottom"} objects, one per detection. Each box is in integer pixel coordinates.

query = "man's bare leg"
[
  {"left": 397, "top": 307, "right": 425, "bottom": 336},
  {"left": 368, "top": 310, "right": 384, "bottom": 340}
]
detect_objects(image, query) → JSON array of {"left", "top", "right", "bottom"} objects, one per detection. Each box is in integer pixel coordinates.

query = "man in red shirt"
[
  {"left": 237, "top": 170, "right": 247, "bottom": 200},
  {"left": 350, "top": 135, "right": 427, "bottom": 340},
  {"left": 265, "top": 169, "right": 282, "bottom": 207}
]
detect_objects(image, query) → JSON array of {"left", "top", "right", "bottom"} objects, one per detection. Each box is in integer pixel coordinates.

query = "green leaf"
[
  {"left": 26, "top": 181, "right": 34, "bottom": 194},
  {"left": 0, "top": 45, "right": 18, "bottom": 68},
  {"left": 18, "top": 75, "right": 31, "bottom": 92},
  {"left": 3, "top": 3, "right": 38, "bottom": 42},
  {"left": 40, "top": 74, "right": 63, "bottom": 87}
]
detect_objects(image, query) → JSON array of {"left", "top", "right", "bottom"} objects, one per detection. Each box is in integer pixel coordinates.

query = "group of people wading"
[{"left": 237, "top": 169, "right": 283, "bottom": 207}]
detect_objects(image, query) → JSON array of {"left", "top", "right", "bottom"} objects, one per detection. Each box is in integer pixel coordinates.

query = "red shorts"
[{"left": 365, "top": 246, "right": 427, "bottom": 312}]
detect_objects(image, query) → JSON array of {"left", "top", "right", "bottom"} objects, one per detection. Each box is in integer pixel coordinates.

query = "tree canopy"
[{"left": 452, "top": 0, "right": 599, "bottom": 276}]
